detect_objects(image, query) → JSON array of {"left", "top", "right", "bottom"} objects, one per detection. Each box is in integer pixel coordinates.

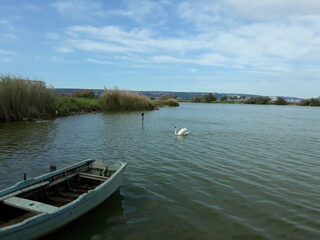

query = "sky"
[{"left": 1, "top": 0, "right": 320, "bottom": 98}]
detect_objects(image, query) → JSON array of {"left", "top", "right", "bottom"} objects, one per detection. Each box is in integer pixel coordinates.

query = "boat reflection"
[{"left": 42, "top": 189, "right": 125, "bottom": 240}]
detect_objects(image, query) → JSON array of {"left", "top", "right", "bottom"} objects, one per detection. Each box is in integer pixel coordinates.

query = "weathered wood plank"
[
  {"left": 3, "top": 197, "right": 58, "bottom": 213},
  {"left": 79, "top": 172, "right": 108, "bottom": 181}
]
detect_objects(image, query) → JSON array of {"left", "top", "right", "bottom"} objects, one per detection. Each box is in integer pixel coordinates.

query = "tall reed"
[
  {"left": 151, "top": 98, "right": 179, "bottom": 107},
  {"left": 0, "top": 75, "right": 55, "bottom": 121},
  {"left": 102, "top": 88, "right": 154, "bottom": 111}
]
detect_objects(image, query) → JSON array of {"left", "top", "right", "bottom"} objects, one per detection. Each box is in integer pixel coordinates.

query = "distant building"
[
  {"left": 269, "top": 96, "right": 277, "bottom": 101},
  {"left": 287, "top": 98, "right": 301, "bottom": 103}
]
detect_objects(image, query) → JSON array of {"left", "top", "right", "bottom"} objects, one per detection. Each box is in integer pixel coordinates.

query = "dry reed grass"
[
  {"left": 102, "top": 88, "right": 154, "bottom": 111},
  {"left": 0, "top": 75, "right": 55, "bottom": 121}
]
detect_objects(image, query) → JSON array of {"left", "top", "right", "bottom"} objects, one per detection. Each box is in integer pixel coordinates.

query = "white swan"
[{"left": 174, "top": 126, "right": 190, "bottom": 136}]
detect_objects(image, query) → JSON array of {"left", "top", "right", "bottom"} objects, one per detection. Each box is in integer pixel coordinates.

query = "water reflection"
[
  {"left": 1, "top": 104, "right": 320, "bottom": 240},
  {"left": 0, "top": 121, "right": 57, "bottom": 187},
  {"left": 43, "top": 189, "right": 125, "bottom": 240}
]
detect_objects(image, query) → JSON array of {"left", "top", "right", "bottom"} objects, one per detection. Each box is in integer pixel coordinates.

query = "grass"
[
  {"left": 101, "top": 88, "right": 155, "bottom": 111},
  {"left": 55, "top": 96, "right": 102, "bottom": 116},
  {"left": 0, "top": 75, "right": 55, "bottom": 121}
]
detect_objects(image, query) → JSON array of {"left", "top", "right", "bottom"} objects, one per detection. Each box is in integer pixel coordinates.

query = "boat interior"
[{"left": 0, "top": 166, "right": 117, "bottom": 228}]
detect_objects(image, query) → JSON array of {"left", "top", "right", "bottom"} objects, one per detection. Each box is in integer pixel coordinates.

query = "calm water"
[{"left": 0, "top": 103, "right": 319, "bottom": 240}]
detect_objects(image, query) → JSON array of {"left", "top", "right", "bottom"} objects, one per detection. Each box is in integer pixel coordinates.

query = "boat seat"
[
  {"left": 3, "top": 196, "right": 58, "bottom": 214},
  {"left": 79, "top": 172, "right": 108, "bottom": 181}
]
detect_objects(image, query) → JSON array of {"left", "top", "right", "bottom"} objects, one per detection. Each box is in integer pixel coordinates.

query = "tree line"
[{"left": 190, "top": 94, "right": 290, "bottom": 105}]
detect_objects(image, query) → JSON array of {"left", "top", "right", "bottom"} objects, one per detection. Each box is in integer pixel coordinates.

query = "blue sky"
[{"left": 1, "top": 0, "right": 320, "bottom": 98}]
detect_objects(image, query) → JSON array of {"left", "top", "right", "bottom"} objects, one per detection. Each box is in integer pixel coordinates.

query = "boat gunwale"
[
  {"left": 0, "top": 159, "right": 95, "bottom": 198},
  {"left": 0, "top": 160, "right": 127, "bottom": 233}
]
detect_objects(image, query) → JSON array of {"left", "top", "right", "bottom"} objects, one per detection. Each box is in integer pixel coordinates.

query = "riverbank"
[
  {"left": 182, "top": 97, "right": 320, "bottom": 106},
  {"left": 0, "top": 75, "right": 179, "bottom": 121},
  {"left": 55, "top": 95, "right": 179, "bottom": 117}
]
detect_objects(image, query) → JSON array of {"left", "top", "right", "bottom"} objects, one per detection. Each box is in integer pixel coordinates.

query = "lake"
[{"left": 0, "top": 103, "right": 319, "bottom": 240}]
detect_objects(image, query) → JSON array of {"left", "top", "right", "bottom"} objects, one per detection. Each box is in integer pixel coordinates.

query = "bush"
[
  {"left": 72, "top": 89, "right": 97, "bottom": 99},
  {"left": 55, "top": 96, "right": 102, "bottom": 116},
  {"left": 191, "top": 96, "right": 202, "bottom": 103},
  {"left": 0, "top": 75, "right": 55, "bottom": 121},
  {"left": 191, "top": 94, "right": 216, "bottom": 103},
  {"left": 274, "top": 97, "right": 288, "bottom": 105},
  {"left": 300, "top": 98, "right": 320, "bottom": 106},
  {"left": 160, "top": 94, "right": 177, "bottom": 100}
]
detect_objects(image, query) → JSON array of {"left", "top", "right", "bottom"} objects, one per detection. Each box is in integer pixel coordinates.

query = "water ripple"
[{"left": 0, "top": 104, "right": 319, "bottom": 240}]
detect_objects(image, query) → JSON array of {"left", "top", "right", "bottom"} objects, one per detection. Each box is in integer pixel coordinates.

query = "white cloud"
[
  {"left": 151, "top": 53, "right": 239, "bottom": 68},
  {"left": 51, "top": 56, "right": 65, "bottom": 62},
  {"left": 2, "top": 33, "right": 18, "bottom": 39},
  {"left": 87, "top": 58, "right": 114, "bottom": 64},
  {"left": 52, "top": 0, "right": 105, "bottom": 19},
  {"left": 0, "top": 19, "right": 14, "bottom": 30},
  {"left": 0, "top": 19, "right": 10, "bottom": 25},
  {"left": 224, "top": 0, "right": 320, "bottom": 20},
  {"left": 44, "top": 0, "right": 320, "bottom": 81},
  {"left": 65, "top": 25, "right": 213, "bottom": 54},
  {"left": 59, "top": 16, "right": 320, "bottom": 71},
  {"left": 178, "top": 0, "right": 320, "bottom": 24},
  {"left": 0, "top": 57, "right": 11, "bottom": 62},
  {"left": 109, "top": 0, "right": 167, "bottom": 24},
  {"left": 46, "top": 32, "right": 61, "bottom": 40},
  {"left": 56, "top": 47, "right": 73, "bottom": 53},
  {"left": 178, "top": 1, "right": 224, "bottom": 29},
  {"left": 0, "top": 49, "right": 15, "bottom": 56},
  {"left": 24, "top": 4, "right": 41, "bottom": 11},
  {"left": 68, "top": 39, "right": 140, "bottom": 53}
]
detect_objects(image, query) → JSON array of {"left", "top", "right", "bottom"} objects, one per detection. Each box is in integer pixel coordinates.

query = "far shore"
[
  {"left": 0, "top": 75, "right": 179, "bottom": 122},
  {"left": 1, "top": 74, "right": 319, "bottom": 122}
]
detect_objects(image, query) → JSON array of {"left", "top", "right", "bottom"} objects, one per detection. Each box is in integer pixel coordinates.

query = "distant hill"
[{"left": 55, "top": 88, "right": 302, "bottom": 102}]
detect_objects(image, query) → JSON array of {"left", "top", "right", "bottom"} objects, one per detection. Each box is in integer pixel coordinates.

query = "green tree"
[
  {"left": 245, "top": 96, "right": 271, "bottom": 104},
  {"left": 202, "top": 93, "right": 216, "bottom": 103},
  {"left": 274, "top": 97, "right": 288, "bottom": 105},
  {"left": 191, "top": 96, "right": 202, "bottom": 103},
  {"left": 220, "top": 95, "right": 228, "bottom": 101},
  {"left": 300, "top": 98, "right": 320, "bottom": 106}
]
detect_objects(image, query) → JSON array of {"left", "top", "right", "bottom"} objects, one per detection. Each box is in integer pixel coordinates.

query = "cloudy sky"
[{"left": 1, "top": 0, "right": 320, "bottom": 98}]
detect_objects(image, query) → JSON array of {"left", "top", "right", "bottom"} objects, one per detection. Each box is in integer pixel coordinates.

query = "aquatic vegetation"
[
  {"left": 0, "top": 75, "right": 55, "bottom": 121},
  {"left": 151, "top": 98, "right": 179, "bottom": 107},
  {"left": 101, "top": 88, "right": 154, "bottom": 111}
]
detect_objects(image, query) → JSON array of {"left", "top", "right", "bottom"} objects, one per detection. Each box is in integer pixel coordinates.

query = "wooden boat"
[{"left": 0, "top": 159, "right": 127, "bottom": 240}]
